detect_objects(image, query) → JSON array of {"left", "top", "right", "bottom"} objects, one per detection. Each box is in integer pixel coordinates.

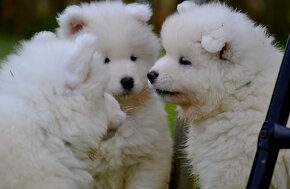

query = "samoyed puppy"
[
  {"left": 0, "top": 32, "right": 125, "bottom": 189},
  {"left": 148, "top": 1, "right": 290, "bottom": 189},
  {"left": 57, "top": 1, "right": 172, "bottom": 189}
]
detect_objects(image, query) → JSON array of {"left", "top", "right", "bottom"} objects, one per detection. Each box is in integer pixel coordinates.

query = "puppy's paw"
[
  {"left": 75, "top": 33, "right": 98, "bottom": 53},
  {"left": 65, "top": 33, "right": 99, "bottom": 89},
  {"left": 32, "top": 31, "right": 56, "bottom": 41},
  {"left": 108, "top": 111, "right": 126, "bottom": 131},
  {"left": 104, "top": 93, "right": 126, "bottom": 131}
]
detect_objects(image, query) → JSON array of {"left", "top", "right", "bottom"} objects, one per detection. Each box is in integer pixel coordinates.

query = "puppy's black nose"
[
  {"left": 147, "top": 71, "right": 159, "bottom": 84},
  {"left": 120, "top": 77, "right": 134, "bottom": 90}
]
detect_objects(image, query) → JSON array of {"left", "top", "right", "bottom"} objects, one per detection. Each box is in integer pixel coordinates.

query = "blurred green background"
[
  {"left": 1, "top": 0, "right": 290, "bottom": 54},
  {"left": 0, "top": 0, "right": 289, "bottom": 134}
]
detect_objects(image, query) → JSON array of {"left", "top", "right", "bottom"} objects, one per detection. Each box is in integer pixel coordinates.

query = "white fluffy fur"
[
  {"left": 57, "top": 1, "right": 172, "bottom": 189},
  {"left": 0, "top": 32, "right": 126, "bottom": 189},
  {"left": 149, "top": 2, "right": 290, "bottom": 189}
]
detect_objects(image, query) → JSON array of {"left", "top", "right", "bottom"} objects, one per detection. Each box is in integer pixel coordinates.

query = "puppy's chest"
[
  {"left": 187, "top": 112, "right": 261, "bottom": 163},
  {"left": 89, "top": 119, "right": 156, "bottom": 165}
]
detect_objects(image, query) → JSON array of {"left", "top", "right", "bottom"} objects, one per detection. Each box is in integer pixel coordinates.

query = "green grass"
[{"left": 165, "top": 103, "right": 176, "bottom": 136}]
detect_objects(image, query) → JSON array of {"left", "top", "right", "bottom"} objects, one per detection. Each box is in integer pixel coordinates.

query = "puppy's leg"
[
  {"left": 104, "top": 92, "right": 126, "bottom": 131},
  {"left": 65, "top": 33, "right": 97, "bottom": 88}
]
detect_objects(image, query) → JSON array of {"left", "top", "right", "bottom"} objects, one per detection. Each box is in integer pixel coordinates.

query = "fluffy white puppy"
[
  {"left": 0, "top": 32, "right": 125, "bottom": 189},
  {"left": 57, "top": 1, "right": 172, "bottom": 189},
  {"left": 148, "top": 1, "right": 290, "bottom": 189}
]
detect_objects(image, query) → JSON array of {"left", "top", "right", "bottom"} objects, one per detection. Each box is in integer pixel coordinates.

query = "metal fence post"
[{"left": 247, "top": 36, "right": 290, "bottom": 189}]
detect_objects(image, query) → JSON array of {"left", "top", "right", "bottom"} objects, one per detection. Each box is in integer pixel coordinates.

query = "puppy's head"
[
  {"left": 57, "top": 1, "right": 160, "bottom": 98},
  {"left": 148, "top": 1, "right": 278, "bottom": 120}
]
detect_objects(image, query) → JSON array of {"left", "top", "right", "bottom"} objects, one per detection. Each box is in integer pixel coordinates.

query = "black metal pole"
[{"left": 247, "top": 36, "right": 290, "bottom": 189}]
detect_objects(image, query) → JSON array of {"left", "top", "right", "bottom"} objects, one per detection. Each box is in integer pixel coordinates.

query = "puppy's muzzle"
[
  {"left": 120, "top": 77, "right": 134, "bottom": 90},
  {"left": 147, "top": 71, "right": 159, "bottom": 84}
]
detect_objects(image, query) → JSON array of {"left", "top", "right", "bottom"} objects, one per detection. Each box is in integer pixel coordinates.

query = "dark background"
[{"left": 0, "top": 0, "right": 289, "bottom": 43}]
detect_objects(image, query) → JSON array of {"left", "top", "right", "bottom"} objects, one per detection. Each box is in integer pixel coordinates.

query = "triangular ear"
[
  {"left": 201, "top": 27, "right": 231, "bottom": 60},
  {"left": 57, "top": 5, "right": 87, "bottom": 37},
  {"left": 65, "top": 34, "right": 98, "bottom": 89},
  {"left": 177, "top": 1, "right": 198, "bottom": 13},
  {"left": 125, "top": 3, "right": 152, "bottom": 22}
]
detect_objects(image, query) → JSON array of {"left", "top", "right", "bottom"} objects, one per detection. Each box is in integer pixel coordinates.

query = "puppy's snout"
[
  {"left": 120, "top": 77, "right": 134, "bottom": 90},
  {"left": 147, "top": 71, "right": 159, "bottom": 84}
]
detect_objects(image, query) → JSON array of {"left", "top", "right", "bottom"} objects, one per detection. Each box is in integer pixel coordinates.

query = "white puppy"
[
  {"left": 57, "top": 1, "right": 172, "bottom": 189},
  {"left": 148, "top": 1, "right": 290, "bottom": 189},
  {"left": 0, "top": 32, "right": 125, "bottom": 189}
]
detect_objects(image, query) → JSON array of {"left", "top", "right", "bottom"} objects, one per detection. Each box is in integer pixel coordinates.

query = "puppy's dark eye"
[
  {"left": 104, "top": 57, "right": 110, "bottom": 64},
  {"left": 130, "top": 55, "right": 138, "bottom": 62},
  {"left": 179, "top": 56, "right": 192, "bottom": 65}
]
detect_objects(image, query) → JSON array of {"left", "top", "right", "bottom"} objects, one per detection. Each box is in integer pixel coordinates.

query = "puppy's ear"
[
  {"left": 57, "top": 5, "right": 87, "bottom": 37},
  {"left": 125, "top": 3, "right": 152, "bottom": 22},
  {"left": 65, "top": 34, "right": 97, "bottom": 89},
  {"left": 177, "top": 1, "right": 198, "bottom": 13},
  {"left": 201, "top": 27, "right": 231, "bottom": 60}
]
